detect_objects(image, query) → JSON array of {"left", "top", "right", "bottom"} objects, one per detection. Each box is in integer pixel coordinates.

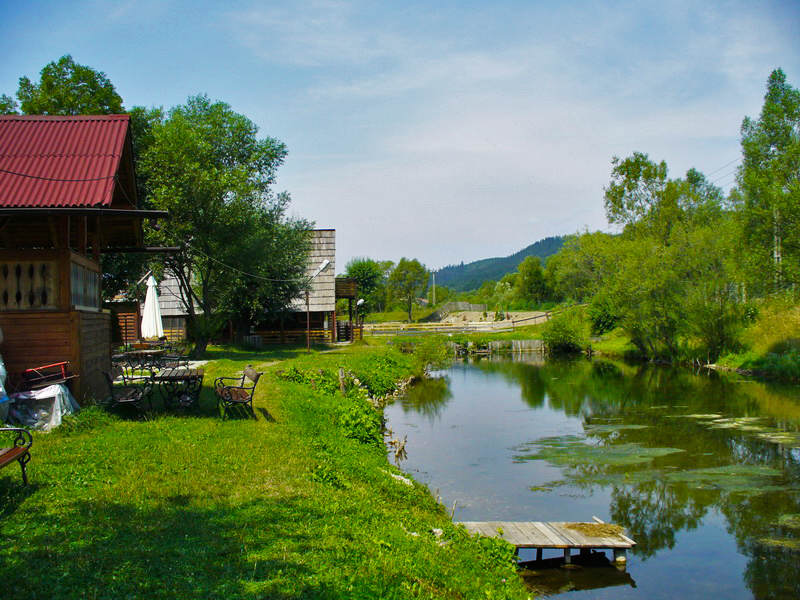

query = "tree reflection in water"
[{"left": 396, "top": 375, "right": 453, "bottom": 423}]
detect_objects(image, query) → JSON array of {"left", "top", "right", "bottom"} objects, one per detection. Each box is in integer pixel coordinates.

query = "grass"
[
  {"left": 0, "top": 342, "right": 527, "bottom": 599},
  {"left": 590, "top": 327, "right": 638, "bottom": 358},
  {"left": 716, "top": 299, "right": 800, "bottom": 382}
]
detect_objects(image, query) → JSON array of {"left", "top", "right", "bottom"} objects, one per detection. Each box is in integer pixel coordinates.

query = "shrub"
[
  {"left": 588, "top": 294, "right": 618, "bottom": 334},
  {"left": 337, "top": 389, "right": 384, "bottom": 447},
  {"left": 541, "top": 307, "right": 590, "bottom": 354}
]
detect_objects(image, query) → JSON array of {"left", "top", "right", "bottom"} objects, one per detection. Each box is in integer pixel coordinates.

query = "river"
[{"left": 384, "top": 356, "right": 800, "bottom": 599}]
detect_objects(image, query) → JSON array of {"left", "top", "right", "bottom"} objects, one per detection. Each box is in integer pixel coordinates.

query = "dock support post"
[
  {"left": 536, "top": 548, "right": 542, "bottom": 561},
  {"left": 563, "top": 548, "right": 571, "bottom": 564},
  {"left": 613, "top": 549, "right": 627, "bottom": 564}
]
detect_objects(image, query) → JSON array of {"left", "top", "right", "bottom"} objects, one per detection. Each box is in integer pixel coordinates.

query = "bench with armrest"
[
  {"left": 214, "top": 366, "right": 262, "bottom": 418},
  {"left": 0, "top": 428, "right": 33, "bottom": 484}
]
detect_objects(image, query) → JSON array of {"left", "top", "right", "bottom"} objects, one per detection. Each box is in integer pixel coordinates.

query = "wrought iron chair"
[
  {"left": 214, "top": 366, "right": 262, "bottom": 419},
  {"left": 0, "top": 427, "right": 33, "bottom": 485},
  {"left": 103, "top": 365, "right": 154, "bottom": 414}
]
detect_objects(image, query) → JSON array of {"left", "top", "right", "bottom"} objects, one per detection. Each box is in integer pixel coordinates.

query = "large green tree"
[
  {"left": 13, "top": 54, "right": 124, "bottom": 115},
  {"left": 388, "top": 258, "right": 428, "bottom": 322},
  {"left": 141, "top": 94, "right": 309, "bottom": 354},
  {"left": 739, "top": 68, "right": 800, "bottom": 293}
]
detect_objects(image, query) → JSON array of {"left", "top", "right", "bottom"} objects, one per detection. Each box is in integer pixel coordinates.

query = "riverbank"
[
  {"left": 434, "top": 304, "right": 800, "bottom": 383},
  {"left": 0, "top": 343, "right": 528, "bottom": 599}
]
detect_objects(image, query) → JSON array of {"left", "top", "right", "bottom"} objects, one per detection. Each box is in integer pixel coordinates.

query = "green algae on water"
[
  {"left": 777, "top": 514, "right": 800, "bottom": 530},
  {"left": 515, "top": 436, "right": 684, "bottom": 468},
  {"left": 664, "top": 464, "right": 784, "bottom": 494},
  {"left": 756, "top": 431, "right": 800, "bottom": 447},
  {"left": 582, "top": 424, "right": 649, "bottom": 434},
  {"left": 757, "top": 537, "right": 800, "bottom": 551}
]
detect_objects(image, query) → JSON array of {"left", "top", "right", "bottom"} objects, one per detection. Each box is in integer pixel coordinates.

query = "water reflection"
[
  {"left": 386, "top": 357, "right": 800, "bottom": 599},
  {"left": 396, "top": 375, "right": 453, "bottom": 422}
]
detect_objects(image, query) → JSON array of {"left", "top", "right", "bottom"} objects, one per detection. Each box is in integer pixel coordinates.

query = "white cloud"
[{"left": 231, "top": 0, "right": 799, "bottom": 268}]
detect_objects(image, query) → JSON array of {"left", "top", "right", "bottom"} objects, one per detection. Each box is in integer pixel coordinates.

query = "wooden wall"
[
  {"left": 0, "top": 309, "right": 111, "bottom": 402},
  {"left": 78, "top": 311, "right": 111, "bottom": 402}
]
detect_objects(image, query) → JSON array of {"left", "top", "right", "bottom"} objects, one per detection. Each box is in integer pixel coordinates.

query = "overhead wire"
[
  {"left": 704, "top": 157, "right": 740, "bottom": 177},
  {"left": 0, "top": 167, "right": 118, "bottom": 182},
  {"left": 190, "top": 245, "right": 315, "bottom": 283}
]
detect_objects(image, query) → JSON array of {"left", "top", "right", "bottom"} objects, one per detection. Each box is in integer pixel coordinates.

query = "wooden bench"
[
  {"left": 214, "top": 366, "right": 262, "bottom": 419},
  {"left": 0, "top": 428, "right": 32, "bottom": 484}
]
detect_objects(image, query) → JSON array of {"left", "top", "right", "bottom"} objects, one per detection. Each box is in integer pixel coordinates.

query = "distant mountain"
[{"left": 434, "top": 235, "right": 566, "bottom": 291}]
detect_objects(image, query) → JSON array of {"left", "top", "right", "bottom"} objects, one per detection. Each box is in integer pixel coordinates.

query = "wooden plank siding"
[
  {"left": 0, "top": 309, "right": 111, "bottom": 402},
  {"left": 290, "top": 229, "right": 336, "bottom": 313},
  {"left": 77, "top": 311, "right": 111, "bottom": 401}
]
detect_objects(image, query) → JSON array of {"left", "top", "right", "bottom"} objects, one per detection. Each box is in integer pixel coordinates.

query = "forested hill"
[{"left": 434, "top": 235, "right": 566, "bottom": 291}]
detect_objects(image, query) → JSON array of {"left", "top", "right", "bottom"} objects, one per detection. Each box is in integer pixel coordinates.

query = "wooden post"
[
  {"left": 563, "top": 548, "right": 571, "bottom": 564},
  {"left": 536, "top": 548, "right": 542, "bottom": 561},
  {"left": 306, "top": 290, "right": 310, "bottom": 352},
  {"left": 348, "top": 298, "right": 353, "bottom": 341},
  {"left": 93, "top": 216, "right": 102, "bottom": 261},
  {"left": 613, "top": 549, "right": 626, "bottom": 564}
]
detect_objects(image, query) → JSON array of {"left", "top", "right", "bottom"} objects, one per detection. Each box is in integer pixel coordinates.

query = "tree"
[
  {"left": 0, "top": 94, "right": 17, "bottom": 114},
  {"left": 604, "top": 152, "right": 669, "bottom": 229},
  {"left": 739, "top": 68, "right": 800, "bottom": 293},
  {"left": 388, "top": 258, "right": 428, "bottom": 322},
  {"left": 15, "top": 54, "right": 124, "bottom": 115},
  {"left": 345, "top": 257, "right": 385, "bottom": 314},
  {"left": 141, "top": 94, "right": 307, "bottom": 355},
  {"left": 515, "top": 255, "right": 547, "bottom": 306}
]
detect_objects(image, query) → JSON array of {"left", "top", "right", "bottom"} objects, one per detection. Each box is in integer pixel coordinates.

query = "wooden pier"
[{"left": 458, "top": 520, "right": 636, "bottom": 564}]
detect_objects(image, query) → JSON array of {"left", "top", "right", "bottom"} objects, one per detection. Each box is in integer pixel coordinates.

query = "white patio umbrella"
[{"left": 140, "top": 275, "right": 164, "bottom": 339}]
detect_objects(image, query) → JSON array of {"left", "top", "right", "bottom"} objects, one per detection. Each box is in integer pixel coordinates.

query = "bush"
[
  {"left": 541, "top": 307, "right": 590, "bottom": 354},
  {"left": 588, "top": 294, "right": 618, "bottom": 334},
  {"left": 336, "top": 389, "right": 384, "bottom": 447}
]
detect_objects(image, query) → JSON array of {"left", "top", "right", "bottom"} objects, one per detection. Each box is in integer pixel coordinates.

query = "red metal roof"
[{"left": 0, "top": 114, "right": 130, "bottom": 208}]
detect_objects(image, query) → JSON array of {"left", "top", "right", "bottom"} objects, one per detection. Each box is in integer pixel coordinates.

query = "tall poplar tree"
[{"left": 739, "top": 69, "right": 800, "bottom": 293}]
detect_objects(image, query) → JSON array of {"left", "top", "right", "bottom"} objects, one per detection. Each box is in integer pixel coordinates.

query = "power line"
[
  {"left": 0, "top": 167, "right": 117, "bottom": 182},
  {"left": 705, "top": 157, "right": 740, "bottom": 177},
  {"left": 711, "top": 168, "right": 739, "bottom": 185},
  {"left": 190, "top": 246, "right": 314, "bottom": 283}
]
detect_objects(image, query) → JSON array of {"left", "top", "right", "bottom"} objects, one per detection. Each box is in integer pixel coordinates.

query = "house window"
[{"left": 71, "top": 262, "right": 100, "bottom": 310}]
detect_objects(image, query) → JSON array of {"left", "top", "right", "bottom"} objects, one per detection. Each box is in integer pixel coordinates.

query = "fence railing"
[{"left": 364, "top": 311, "right": 557, "bottom": 335}]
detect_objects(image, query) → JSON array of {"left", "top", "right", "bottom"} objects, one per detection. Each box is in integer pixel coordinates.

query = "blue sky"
[{"left": 2, "top": 0, "right": 799, "bottom": 270}]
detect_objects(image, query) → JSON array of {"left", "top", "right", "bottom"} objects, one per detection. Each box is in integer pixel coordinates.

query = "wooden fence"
[{"left": 364, "top": 311, "right": 556, "bottom": 336}]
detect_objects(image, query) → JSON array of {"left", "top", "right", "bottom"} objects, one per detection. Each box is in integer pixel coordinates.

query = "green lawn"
[{"left": 0, "top": 342, "right": 526, "bottom": 599}]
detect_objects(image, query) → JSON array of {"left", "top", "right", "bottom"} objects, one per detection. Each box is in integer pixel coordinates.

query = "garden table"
[{"left": 153, "top": 367, "right": 204, "bottom": 409}]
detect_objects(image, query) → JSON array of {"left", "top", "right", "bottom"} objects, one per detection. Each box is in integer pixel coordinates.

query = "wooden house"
[
  {"left": 253, "top": 229, "right": 359, "bottom": 344},
  {"left": 0, "top": 115, "right": 165, "bottom": 400},
  {"left": 287, "top": 229, "right": 337, "bottom": 342}
]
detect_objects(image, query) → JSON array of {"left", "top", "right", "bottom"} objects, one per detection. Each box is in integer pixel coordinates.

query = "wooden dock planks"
[{"left": 458, "top": 521, "right": 635, "bottom": 550}]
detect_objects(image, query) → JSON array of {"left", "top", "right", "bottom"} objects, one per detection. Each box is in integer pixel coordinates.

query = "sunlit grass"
[{"left": 0, "top": 343, "right": 526, "bottom": 599}]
